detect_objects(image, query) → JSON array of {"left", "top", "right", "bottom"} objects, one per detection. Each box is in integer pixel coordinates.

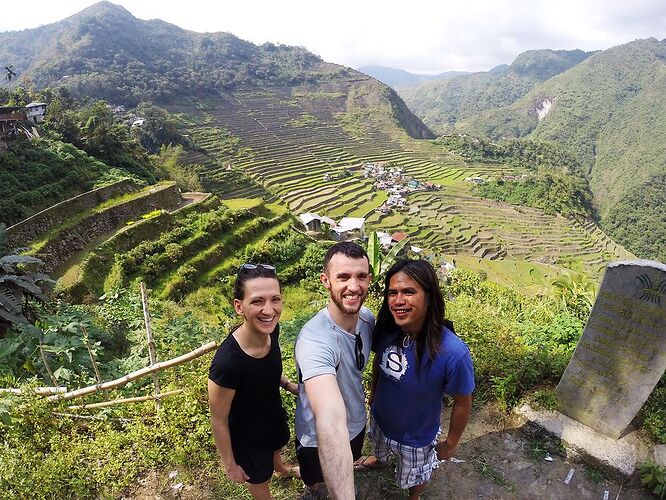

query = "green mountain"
[
  {"left": 0, "top": 1, "right": 428, "bottom": 141},
  {"left": 399, "top": 49, "right": 593, "bottom": 133},
  {"left": 456, "top": 38, "right": 666, "bottom": 261},
  {"left": 357, "top": 65, "right": 469, "bottom": 87},
  {"left": 0, "top": 2, "right": 327, "bottom": 105}
]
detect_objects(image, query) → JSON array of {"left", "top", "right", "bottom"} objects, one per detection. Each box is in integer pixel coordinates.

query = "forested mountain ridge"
[
  {"left": 398, "top": 49, "right": 593, "bottom": 132},
  {"left": 454, "top": 38, "right": 666, "bottom": 262},
  {"left": 0, "top": 2, "right": 417, "bottom": 141},
  {"left": 0, "top": 2, "right": 334, "bottom": 105}
]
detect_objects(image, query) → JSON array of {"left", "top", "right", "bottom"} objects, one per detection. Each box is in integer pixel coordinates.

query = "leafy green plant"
[
  {"left": 0, "top": 243, "right": 53, "bottom": 330},
  {"left": 640, "top": 461, "right": 666, "bottom": 499},
  {"left": 366, "top": 230, "right": 410, "bottom": 287}
]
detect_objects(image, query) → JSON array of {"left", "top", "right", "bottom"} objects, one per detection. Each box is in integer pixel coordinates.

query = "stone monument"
[{"left": 556, "top": 260, "right": 666, "bottom": 439}]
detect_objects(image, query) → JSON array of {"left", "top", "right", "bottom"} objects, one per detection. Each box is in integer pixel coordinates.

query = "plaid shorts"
[{"left": 368, "top": 414, "right": 441, "bottom": 489}]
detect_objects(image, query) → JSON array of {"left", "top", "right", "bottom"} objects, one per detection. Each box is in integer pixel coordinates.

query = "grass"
[
  {"left": 28, "top": 182, "right": 175, "bottom": 253},
  {"left": 221, "top": 197, "right": 265, "bottom": 210},
  {"left": 471, "top": 456, "right": 516, "bottom": 492},
  {"left": 584, "top": 466, "right": 605, "bottom": 484},
  {"left": 280, "top": 285, "right": 325, "bottom": 321}
]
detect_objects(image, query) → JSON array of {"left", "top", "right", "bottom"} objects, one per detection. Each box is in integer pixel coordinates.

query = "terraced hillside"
[
  {"left": 366, "top": 188, "right": 633, "bottom": 276},
  {"left": 167, "top": 82, "right": 633, "bottom": 280},
  {"left": 50, "top": 192, "right": 321, "bottom": 318},
  {"left": 171, "top": 83, "right": 510, "bottom": 217}
]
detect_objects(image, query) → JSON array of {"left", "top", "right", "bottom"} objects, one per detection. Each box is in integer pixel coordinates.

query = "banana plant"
[{"left": 366, "top": 230, "right": 410, "bottom": 284}]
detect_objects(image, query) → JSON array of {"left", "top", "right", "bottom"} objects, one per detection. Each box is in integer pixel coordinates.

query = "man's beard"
[{"left": 330, "top": 289, "right": 365, "bottom": 315}]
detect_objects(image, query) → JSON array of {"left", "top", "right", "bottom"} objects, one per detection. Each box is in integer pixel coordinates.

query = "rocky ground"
[
  {"left": 125, "top": 403, "right": 653, "bottom": 499},
  {"left": 357, "top": 404, "right": 652, "bottom": 500}
]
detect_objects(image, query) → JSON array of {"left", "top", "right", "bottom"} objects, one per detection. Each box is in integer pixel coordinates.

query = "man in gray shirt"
[{"left": 295, "top": 241, "right": 374, "bottom": 499}]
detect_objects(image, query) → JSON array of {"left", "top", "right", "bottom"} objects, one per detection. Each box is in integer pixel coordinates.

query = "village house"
[
  {"left": 0, "top": 106, "right": 26, "bottom": 140},
  {"left": 298, "top": 212, "right": 335, "bottom": 233},
  {"left": 299, "top": 213, "right": 322, "bottom": 232},
  {"left": 390, "top": 231, "right": 407, "bottom": 244},
  {"left": 386, "top": 193, "right": 406, "bottom": 208},
  {"left": 1, "top": 102, "right": 49, "bottom": 144},
  {"left": 330, "top": 217, "right": 366, "bottom": 241},
  {"left": 376, "top": 231, "right": 393, "bottom": 249},
  {"left": 335, "top": 217, "right": 365, "bottom": 240},
  {"left": 464, "top": 176, "right": 486, "bottom": 184},
  {"left": 25, "top": 102, "right": 47, "bottom": 123},
  {"left": 377, "top": 203, "right": 390, "bottom": 214}
]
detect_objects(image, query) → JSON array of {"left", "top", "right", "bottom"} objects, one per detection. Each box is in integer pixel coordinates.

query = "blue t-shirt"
[{"left": 371, "top": 326, "right": 475, "bottom": 447}]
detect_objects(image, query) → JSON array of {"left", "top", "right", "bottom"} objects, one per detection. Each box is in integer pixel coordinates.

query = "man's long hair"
[{"left": 376, "top": 259, "right": 446, "bottom": 363}]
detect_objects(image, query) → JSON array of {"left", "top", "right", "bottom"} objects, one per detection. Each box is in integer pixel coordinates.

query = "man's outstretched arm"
[{"left": 305, "top": 373, "right": 354, "bottom": 499}]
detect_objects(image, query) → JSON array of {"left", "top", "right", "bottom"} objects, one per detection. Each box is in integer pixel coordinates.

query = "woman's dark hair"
[
  {"left": 376, "top": 259, "right": 446, "bottom": 363},
  {"left": 233, "top": 264, "right": 280, "bottom": 300}
]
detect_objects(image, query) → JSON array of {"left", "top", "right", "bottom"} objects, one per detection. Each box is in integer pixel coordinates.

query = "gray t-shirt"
[{"left": 294, "top": 305, "right": 375, "bottom": 447}]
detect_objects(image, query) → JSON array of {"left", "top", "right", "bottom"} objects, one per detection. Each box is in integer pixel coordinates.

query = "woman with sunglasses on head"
[{"left": 208, "top": 263, "right": 299, "bottom": 500}]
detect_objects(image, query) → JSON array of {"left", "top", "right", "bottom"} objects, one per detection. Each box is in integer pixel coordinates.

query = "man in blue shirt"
[{"left": 361, "top": 259, "right": 475, "bottom": 500}]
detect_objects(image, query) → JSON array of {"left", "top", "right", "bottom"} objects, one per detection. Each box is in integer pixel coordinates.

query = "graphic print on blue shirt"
[
  {"left": 372, "top": 327, "right": 475, "bottom": 447},
  {"left": 381, "top": 345, "right": 409, "bottom": 380}
]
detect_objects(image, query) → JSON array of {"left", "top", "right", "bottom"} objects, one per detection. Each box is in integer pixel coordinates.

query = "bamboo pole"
[
  {"left": 140, "top": 282, "right": 161, "bottom": 411},
  {"left": 48, "top": 341, "right": 217, "bottom": 402},
  {"left": 67, "top": 389, "right": 183, "bottom": 410},
  {"left": 52, "top": 412, "right": 132, "bottom": 423},
  {"left": 0, "top": 387, "right": 67, "bottom": 395},
  {"left": 81, "top": 324, "right": 106, "bottom": 400},
  {"left": 39, "top": 341, "right": 58, "bottom": 387}
]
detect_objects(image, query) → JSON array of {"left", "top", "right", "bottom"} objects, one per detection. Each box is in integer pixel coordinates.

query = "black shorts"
[
  {"left": 232, "top": 412, "right": 290, "bottom": 484},
  {"left": 295, "top": 427, "right": 365, "bottom": 487},
  {"left": 232, "top": 446, "right": 278, "bottom": 485}
]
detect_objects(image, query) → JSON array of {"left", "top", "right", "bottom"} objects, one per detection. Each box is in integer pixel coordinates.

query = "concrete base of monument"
[
  {"left": 515, "top": 403, "right": 651, "bottom": 478},
  {"left": 654, "top": 445, "right": 666, "bottom": 467}
]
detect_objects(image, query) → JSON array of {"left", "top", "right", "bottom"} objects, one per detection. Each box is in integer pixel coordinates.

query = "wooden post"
[
  {"left": 81, "top": 324, "right": 106, "bottom": 400},
  {"left": 39, "top": 341, "right": 58, "bottom": 387},
  {"left": 140, "top": 282, "right": 161, "bottom": 411}
]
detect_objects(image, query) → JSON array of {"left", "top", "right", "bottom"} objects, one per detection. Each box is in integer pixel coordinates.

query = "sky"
[{"left": 2, "top": 0, "right": 666, "bottom": 73}]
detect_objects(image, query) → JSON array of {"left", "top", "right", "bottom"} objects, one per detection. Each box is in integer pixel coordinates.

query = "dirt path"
[{"left": 356, "top": 404, "right": 651, "bottom": 500}]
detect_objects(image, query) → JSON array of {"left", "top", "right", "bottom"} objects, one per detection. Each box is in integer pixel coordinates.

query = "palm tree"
[{"left": 5, "top": 65, "right": 17, "bottom": 82}]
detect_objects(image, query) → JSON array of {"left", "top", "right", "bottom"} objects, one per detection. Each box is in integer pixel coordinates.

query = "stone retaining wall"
[
  {"left": 6, "top": 179, "right": 139, "bottom": 248},
  {"left": 37, "top": 183, "right": 181, "bottom": 273}
]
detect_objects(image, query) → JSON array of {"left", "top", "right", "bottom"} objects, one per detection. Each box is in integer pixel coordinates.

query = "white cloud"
[{"left": 1, "top": 0, "right": 665, "bottom": 73}]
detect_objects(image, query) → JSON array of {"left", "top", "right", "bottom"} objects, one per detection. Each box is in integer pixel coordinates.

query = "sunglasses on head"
[
  {"left": 237, "top": 263, "right": 276, "bottom": 276},
  {"left": 354, "top": 333, "right": 365, "bottom": 371}
]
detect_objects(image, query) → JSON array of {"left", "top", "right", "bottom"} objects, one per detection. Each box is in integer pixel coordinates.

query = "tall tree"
[{"left": 4, "top": 65, "right": 16, "bottom": 82}]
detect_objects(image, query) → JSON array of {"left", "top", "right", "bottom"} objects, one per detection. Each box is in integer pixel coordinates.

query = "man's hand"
[
  {"left": 435, "top": 439, "right": 457, "bottom": 461},
  {"left": 438, "top": 393, "right": 472, "bottom": 461},
  {"left": 224, "top": 462, "right": 249, "bottom": 483}
]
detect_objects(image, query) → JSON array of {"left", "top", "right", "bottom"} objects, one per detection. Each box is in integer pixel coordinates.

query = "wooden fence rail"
[
  {"left": 47, "top": 341, "right": 217, "bottom": 403},
  {"left": 0, "top": 387, "right": 67, "bottom": 395},
  {"left": 68, "top": 389, "right": 183, "bottom": 410}
]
